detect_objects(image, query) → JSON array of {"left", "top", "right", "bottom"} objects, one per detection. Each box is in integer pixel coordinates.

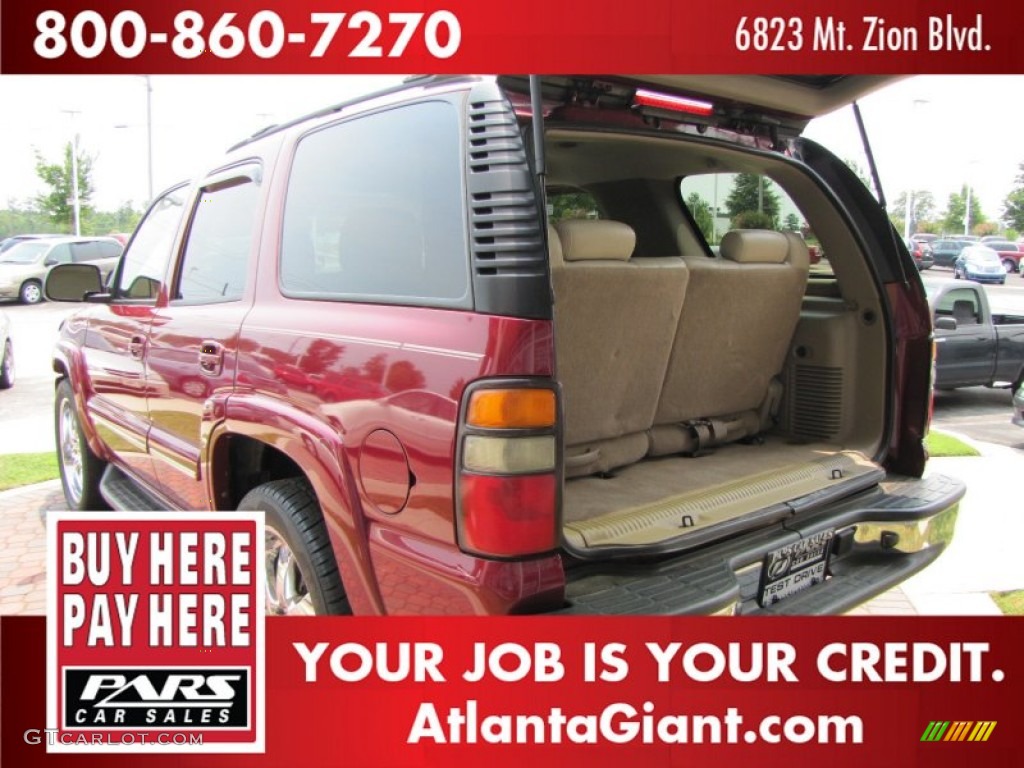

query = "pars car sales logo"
[{"left": 46, "top": 512, "right": 265, "bottom": 753}]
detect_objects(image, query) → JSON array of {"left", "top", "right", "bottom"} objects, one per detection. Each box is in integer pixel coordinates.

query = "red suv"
[{"left": 46, "top": 75, "right": 963, "bottom": 616}]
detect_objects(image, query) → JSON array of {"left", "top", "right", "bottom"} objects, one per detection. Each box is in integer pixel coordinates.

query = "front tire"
[
  {"left": 0, "top": 340, "right": 13, "bottom": 389},
  {"left": 55, "top": 379, "right": 109, "bottom": 509},
  {"left": 239, "top": 478, "right": 350, "bottom": 616},
  {"left": 1003, "top": 259, "right": 1016, "bottom": 274},
  {"left": 20, "top": 280, "right": 43, "bottom": 304}
]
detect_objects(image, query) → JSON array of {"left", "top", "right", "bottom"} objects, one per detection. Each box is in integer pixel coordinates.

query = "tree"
[
  {"left": 34, "top": 141, "right": 94, "bottom": 232},
  {"left": 724, "top": 173, "right": 780, "bottom": 225},
  {"left": 1003, "top": 162, "right": 1024, "bottom": 231},
  {"left": 892, "top": 190, "right": 937, "bottom": 230},
  {"left": 843, "top": 158, "right": 875, "bottom": 196},
  {"left": 942, "top": 185, "right": 986, "bottom": 234},
  {"left": 783, "top": 213, "right": 801, "bottom": 231},
  {"left": 732, "top": 211, "right": 775, "bottom": 230},
  {"left": 685, "top": 192, "right": 715, "bottom": 242}
]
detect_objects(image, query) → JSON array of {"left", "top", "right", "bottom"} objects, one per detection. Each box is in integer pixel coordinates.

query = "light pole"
[
  {"left": 964, "top": 159, "right": 979, "bottom": 236},
  {"left": 61, "top": 109, "right": 82, "bottom": 236}
]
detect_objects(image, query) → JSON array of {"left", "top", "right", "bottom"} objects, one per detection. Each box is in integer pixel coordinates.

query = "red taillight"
[
  {"left": 455, "top": 382, "right": 560, "bottom": 559},
  {"left": 458, "top": 473, "right": 557, "bottom": 557},
  {"left": 633, "top": 88, "right": 714, "bottom": 116}
]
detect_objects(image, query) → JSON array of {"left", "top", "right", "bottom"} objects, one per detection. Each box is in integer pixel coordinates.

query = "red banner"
[
  {"left": 1, "top": 0, "right": 1021, "bottom": 74},
  {"left": 4, "top": 615, "right": 1023, "bottom": 766}
]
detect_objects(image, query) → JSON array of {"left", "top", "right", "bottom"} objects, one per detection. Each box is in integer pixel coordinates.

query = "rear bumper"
[{"left": 558, "top": 473, "right": 964, "bottom": 615}]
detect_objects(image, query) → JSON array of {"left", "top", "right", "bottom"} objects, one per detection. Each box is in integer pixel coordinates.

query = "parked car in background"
[
  {"left": 930, "top": 238, "right": 970, "bottom": 268},
  {"left": 911, "top": 233, "right": 938, "bottom": 245},
  {"left": 1013, "top": 381, "right": 1024, "bottom": 427},
  {"left": 0, "top": 236, "right": 123, "bottom": 304},
  {"left": 950, "top": 234, "right": 980, "bottom": 242},
  {"left": 953, "top": 245, "right": 1007, "bottom": 284},
  {"left": 927, "top": 281, "right": 1024, "bottom": 390},
  {"left": 903, "top": 237, "right": 934, "bottom": 270},
  {"left": 0, "top": 309, "right": 12, "bottom": 388},
  {"left": 980, "top": 240, "right": 1022, "bottom": 273}
]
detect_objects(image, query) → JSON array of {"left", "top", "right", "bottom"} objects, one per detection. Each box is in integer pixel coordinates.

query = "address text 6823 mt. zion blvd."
[{"left": 734, "top": 14, "right": 988, "bottom": 53}]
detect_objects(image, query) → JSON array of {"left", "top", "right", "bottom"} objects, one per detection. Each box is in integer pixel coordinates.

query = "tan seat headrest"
[
  {"left": 555, "top": 219, "right": 636, "bottom": 262},
  {"left": 720, "top": 229, "right": 789, "bottom": 264},
  {"left": 547, "top": 224, "right": 564, "bottom": 266}
]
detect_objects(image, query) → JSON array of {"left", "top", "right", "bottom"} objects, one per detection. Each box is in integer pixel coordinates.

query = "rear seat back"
[
  {"left": 652, "top": 229, "right": 808, "bottom": 450},
  {"left": 550, "top": 220, "right": 689, "bottom": 476}
]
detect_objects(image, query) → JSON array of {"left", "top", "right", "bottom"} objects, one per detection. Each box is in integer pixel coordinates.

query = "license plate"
[{"left": 757, "top": 529, "right": 834, "bottom": 608}]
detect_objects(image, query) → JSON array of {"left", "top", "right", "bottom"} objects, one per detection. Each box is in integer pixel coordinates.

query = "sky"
[{"left": 0, "top": 75, "right": 1021, "bottom": 224}]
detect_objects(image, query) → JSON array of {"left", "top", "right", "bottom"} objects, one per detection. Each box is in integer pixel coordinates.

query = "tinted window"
[
  {"left": 47, "top": 243, "right": 72, "bottom": 265},
  {"left": 117, "top": 187, "right": 188, "bottom": 300},
  {"left": 98, "top": 241, "right": 122, "bottom": 259},
  {"left": 548, "top": 188, "right": 601, "bottom": 222},
  {"left": 175, "top": 179, "right": 259, "bottom": 303},
  {"left": 71, "top": 241, "right": 117, "bottom": 263},
  {"left": 680, "top": 172, "right": 823, "bottom": 270},
  {"left": 280, "top": 100, "right": 469, "bottom": 306}
]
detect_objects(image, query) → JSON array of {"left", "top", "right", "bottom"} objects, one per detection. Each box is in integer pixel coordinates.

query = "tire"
[
  {"left": 239, "top": 478, "right": 350, "bottom": 616},
  {"left": 55, "top": 378, "right": 109, "bottom": 510},
  {"left": 19, "top": 280, "right": 43, "bottom": 304},
  {"left": 1002, "top": 259, "right": 1016, "bottom": 274},
  {"left": 953, "top": 268, "right": 960, "bottom": 279},
  {"left": 0, "top": 340, "right": 13, "bottom": 389}
]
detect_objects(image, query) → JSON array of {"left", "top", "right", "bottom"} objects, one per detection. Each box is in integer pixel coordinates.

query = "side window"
[
  {"left": 175, "top": 178, "right": 260, "bottom": 304},
  {"left": 47, "top": 243, "right": 72, "bottom": 265},
  {"left": 98, "top": 241, "right": 123, "bottom": 260},
  {"left": 71, "top": 242, "right": 99, "bottom": 262},
  {"left": 280, "top": 100, "right": 469, "bottom": 306},
  {"left": 934, "top": 288, "right": 981, "bottom": 325},
  {"left": 547, "top": 187, "right": 601, "bottom": 223},
  {"left": 117, "top": 187, "right": 188, "bottom": 300}
]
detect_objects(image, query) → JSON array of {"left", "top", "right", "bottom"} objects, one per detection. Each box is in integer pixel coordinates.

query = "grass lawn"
[
  {"left": 0, "top": 452, "right": 59, "bottom": 491},
  {"left": 925, "top": 431, "right": 980, "bottom": 458},
  {"left": 990, "top": 590, "right": 1024, "bottom": 616}
]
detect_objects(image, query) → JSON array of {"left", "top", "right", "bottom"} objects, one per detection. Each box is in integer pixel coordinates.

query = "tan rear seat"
[
  {"left": 550, "top": 220, "right": 689, "bottom": 476},
  {"left": 650, "top": 229, "right": 809, "bottom": 455}
]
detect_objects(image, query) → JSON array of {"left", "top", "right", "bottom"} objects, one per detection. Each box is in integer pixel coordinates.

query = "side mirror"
[
  {"left": 43, "top": 258, "right": 58, "bottom": 267},
  {"left": 45, "top": 263, "right": 108, "bottom": 303},
  {"left": 935, "top": 316, "right": 957, "bottom": 331}
]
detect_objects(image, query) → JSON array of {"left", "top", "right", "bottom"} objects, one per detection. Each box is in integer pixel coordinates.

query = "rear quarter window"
[{"left": 280, "top": 100, "right": 470, "bottom": 308}]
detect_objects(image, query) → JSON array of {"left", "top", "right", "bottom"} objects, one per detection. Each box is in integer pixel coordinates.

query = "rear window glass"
[
  {"left": 547, "top": 188, "right": 601, "bottom": 223},
  {"left": 679, "top": 173, "right": 826, "bottom": 274}
]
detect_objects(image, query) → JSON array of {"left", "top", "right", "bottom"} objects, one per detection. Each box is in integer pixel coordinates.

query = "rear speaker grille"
[{"left": 789, "top": 364, "right": 843, "bottom": 439}]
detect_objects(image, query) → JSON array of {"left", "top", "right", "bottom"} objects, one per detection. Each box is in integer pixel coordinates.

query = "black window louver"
[{"left": 465, "top": 82, "right": 551, "bottom": 319}]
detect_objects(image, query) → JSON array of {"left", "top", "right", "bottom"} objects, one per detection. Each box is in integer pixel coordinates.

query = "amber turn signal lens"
[{"left": 467, "top": 388, "right": 556, "bottom": 429}]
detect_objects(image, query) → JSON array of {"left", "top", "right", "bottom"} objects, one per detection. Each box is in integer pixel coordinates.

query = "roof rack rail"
[{"left": 227, "top": 75, "right": 478, "bottom": 152}]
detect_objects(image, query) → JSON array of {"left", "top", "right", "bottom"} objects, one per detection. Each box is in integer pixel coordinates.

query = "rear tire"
[
  {"left": 20, "top": 280, "right": 43, "bottom": 304},
  {"left": 0, "top": 340, "right": 13, "bottom": 389},
  {"left": 1002, "top": 259, "right": 1016, "bottom": 274},
  {"left": 55, "top": 379, "right": 109, "bottom": 510},
  {"left": 239, "top": 478, "right": 350, "bottom": 616}
]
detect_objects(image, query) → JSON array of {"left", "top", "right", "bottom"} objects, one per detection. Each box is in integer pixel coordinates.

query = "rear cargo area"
[{"left": 546, "top": 128, "right": 888, "bottom": 556}]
